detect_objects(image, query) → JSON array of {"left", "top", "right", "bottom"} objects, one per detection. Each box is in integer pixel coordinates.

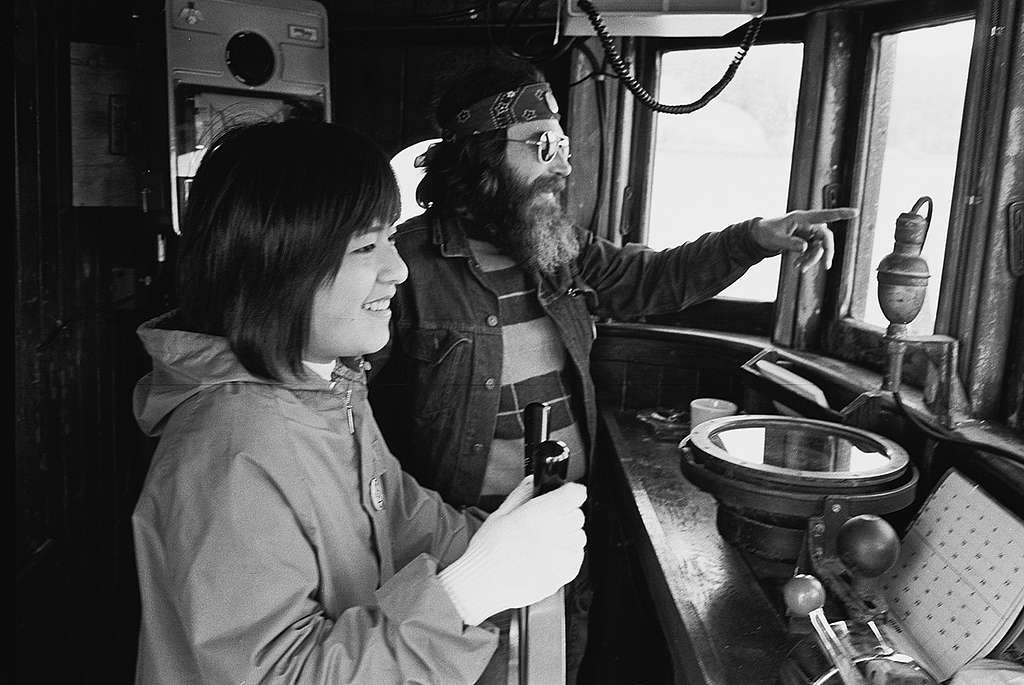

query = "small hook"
[{"left": 910, "top": 196, "right": 933, "bottom": 226}]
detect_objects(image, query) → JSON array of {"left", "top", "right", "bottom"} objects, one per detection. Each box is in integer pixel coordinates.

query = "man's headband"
[{"left": 440, "top": 81, "right": 560, "bottom": 140}]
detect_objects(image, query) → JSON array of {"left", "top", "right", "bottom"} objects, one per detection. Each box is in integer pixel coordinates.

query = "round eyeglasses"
[{"left": 507, "top": 130, "right": 571, "bottom": 164}]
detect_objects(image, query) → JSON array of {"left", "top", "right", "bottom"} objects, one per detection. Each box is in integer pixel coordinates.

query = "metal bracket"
[{"left": 808, "top": 496, "right": 891, "bottom": 623}]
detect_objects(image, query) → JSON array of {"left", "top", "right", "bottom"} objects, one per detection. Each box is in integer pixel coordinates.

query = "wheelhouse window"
[
  {"left": 648, "top": 43, "right": 804, "bottom": 301},
  {"left": 854, "top": 20, "right": 975, "bottom": 334}
]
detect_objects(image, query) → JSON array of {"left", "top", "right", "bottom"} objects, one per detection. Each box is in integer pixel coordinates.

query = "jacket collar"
[
  {"left": 432, "top": 213, "right": 474, "bottom": 259},
  {"left": 430, "top": 213, "right": 576, "bottom": 297},
  {"left": 136, "top": 311, "right": 366, "bottom": 397},
  {"left": 135, "top": 311, "right": 361, "bottom": 436}
]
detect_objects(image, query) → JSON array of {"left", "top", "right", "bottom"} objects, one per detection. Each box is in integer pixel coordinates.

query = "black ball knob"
[{"left": 836, "top": 514, "right": 900, "bottom": 578}]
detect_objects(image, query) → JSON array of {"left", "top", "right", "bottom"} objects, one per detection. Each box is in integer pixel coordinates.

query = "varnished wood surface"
[{"left": 599, "top": 407, "right": 789, "bottom": 685}]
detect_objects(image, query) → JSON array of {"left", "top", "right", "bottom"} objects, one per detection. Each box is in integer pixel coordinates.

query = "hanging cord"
[
  {"left": 569, "top": 64, "right": 617, "bottom": 86},
  {"left": 892, "top": 391, "right": 1024, "bottom": 467},
  {"left": 575, "top": 0, "right": 762, "bottom": 114},
  {"left": 385, "top": 6, "right": 485, "bottom": 23},
  {"left": 487, "top": 0, "right": 582, "bottom": 63}
]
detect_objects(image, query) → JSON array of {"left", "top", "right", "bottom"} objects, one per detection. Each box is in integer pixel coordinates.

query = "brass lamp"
[
  {"left": 842, "top": 196, "right": 967, "bottom": 428},
  {"left": 876, "top": 197, "right": 933, "bottom": 393}
]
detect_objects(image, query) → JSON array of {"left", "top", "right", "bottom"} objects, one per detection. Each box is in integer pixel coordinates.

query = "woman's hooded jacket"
[{"left": 132, "top": 312, "right": 497, "bottom": 684}]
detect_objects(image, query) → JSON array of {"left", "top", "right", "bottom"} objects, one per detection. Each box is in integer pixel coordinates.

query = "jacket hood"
[{"left": 133, "top": 311, "right": 343, "bottom": 436}]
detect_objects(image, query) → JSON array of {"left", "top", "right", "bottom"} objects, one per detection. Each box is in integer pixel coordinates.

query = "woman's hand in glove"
[{"left": 439, "top": 477, "right": 587, "bottom": 625}]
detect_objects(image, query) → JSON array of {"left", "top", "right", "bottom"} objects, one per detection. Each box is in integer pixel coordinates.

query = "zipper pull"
[{"left": 345, "top": 388, "right": 354, "bottom": 434}]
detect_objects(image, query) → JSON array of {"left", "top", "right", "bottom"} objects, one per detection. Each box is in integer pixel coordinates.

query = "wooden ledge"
[{"left": 599, "top": 406, "right": 789, "bottom": 685}]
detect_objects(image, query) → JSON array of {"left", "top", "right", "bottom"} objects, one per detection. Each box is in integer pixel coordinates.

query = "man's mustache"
[{"left": 530, "top": 175, "right": 566, "bottom": 197}]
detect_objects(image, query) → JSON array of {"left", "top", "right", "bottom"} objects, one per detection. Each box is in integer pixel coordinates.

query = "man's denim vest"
[{"left": 368, "top": 212, "right": 767, "bottom": 507}]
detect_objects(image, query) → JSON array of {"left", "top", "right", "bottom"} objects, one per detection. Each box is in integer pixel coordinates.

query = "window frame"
[
  {"left": 825, "top": 0, "right": 1021, "bottom": 422},
  {"left": 571, "top": 0, "right": 1021, "bottom": 425},
  {"left": 617, "top": 19, "right": 807, "bottom": 334}
]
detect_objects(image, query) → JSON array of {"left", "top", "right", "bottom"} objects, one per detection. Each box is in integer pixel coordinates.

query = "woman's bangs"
[{"left": 347, "top": 159, "right": 401, "bottom": 236}]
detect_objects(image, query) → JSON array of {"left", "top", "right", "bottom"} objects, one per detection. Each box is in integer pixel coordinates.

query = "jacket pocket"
[{"left": 401, "top": 328, "right": 471, "bottom": 418}]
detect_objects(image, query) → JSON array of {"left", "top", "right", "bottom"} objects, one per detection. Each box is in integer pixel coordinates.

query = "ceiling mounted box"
[{"left": 562, "top": 0, "right": 766, "bottom": 37}]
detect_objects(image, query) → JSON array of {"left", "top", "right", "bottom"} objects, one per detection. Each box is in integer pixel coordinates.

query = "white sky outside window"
[
  {"left": 390, "top": 138, "right": 441, "bottom": 225},
  {"left": 864, "top": 20, "right": 973, "bottom": 334},
  {"left": 649, "top": 44, "right": 804, "bottom": 301}
]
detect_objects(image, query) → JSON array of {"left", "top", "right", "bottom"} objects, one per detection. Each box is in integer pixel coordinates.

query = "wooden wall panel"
[
  {"left": 15, "top": 1, "right": 164, "bottom": 682},
  {"left": 592, "top": 331, "right": 751, "bottom": 413}
]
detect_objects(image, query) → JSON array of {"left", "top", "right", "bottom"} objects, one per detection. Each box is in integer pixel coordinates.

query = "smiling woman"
[
  {"left": 128, "top": 119, "right": 587, "bottom": 684},
  {"left": 305, "top": 223, "right": 408, "bottom": 363},
  {"left": 173, "top": 121, "right": 404, "bottom": 379}
]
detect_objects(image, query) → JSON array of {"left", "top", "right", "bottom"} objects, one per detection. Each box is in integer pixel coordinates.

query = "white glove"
[{"left": 439, "top": 477, "right": 587, "bottom": 626}]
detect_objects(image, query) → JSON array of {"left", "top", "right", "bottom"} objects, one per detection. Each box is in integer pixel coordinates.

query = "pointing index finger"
[{"left": 804, "top": 207, "right": 858, "bottom": 223}]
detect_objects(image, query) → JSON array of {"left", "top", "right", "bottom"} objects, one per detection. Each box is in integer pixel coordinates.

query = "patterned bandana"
[{"left": 440, "top": 81, "right": 560, "bottom": 140}]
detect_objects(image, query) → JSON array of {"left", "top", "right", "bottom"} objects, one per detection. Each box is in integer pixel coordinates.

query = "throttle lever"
[
  {"left": 515, "top": 402, "right": 570, "bottom": 685},
  {"left": 532, "top": 439, "right": 569, "bottom": 495},
  {"left": 523, "top": 402, "right": 569, "bottom": 494},
  {"left": 784, "top": 574, "right": 868, "bottom": 685}
]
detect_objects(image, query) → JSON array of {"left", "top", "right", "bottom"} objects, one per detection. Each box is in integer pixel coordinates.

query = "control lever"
[
  {"left": 514, "top": 402, "right": 570, "bottom": 685},
  {"left": 784, "top": 574, "right": 868, "bottom": 685},
  {"left": 836, "top": 513, "right": 900, "bottom": 611},
  {"left": 835, "top": 517, "right": 940, "bottom": 683},
  {"left": 523, "top": 400, "right": 569, "bottom": 494},
  {"left": 523, "top": 402, "right": 550, "bottom": 474},
  {"left": 531, "top": 439, "right": 569, "bottom": 494},
  {"left": 809, "top": 511, "right": 901, "bottom": 622}
]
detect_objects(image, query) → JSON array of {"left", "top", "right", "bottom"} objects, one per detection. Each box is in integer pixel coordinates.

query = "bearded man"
[{"left": 368, "top": 58, "right": 854, "bottom": 683}]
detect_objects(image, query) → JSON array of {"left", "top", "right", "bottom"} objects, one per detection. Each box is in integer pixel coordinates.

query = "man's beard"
[{"left": 470, "top": 168, "right": 580, "bottom": 276}]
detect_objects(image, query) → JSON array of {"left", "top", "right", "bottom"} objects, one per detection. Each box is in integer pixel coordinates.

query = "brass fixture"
[{"left": 842, "top": 197, "right": 969, "bottom": 428}]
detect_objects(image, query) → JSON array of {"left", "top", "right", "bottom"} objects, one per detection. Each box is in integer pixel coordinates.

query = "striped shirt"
[{"left": 469, "top": 239, "right": 586, "bottom": 497}]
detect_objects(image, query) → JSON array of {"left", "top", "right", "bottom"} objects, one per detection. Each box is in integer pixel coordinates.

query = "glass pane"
[
  {"left": 648, "top": 44, "right": 803, "bottom": 301},
  {"left": 712, "top": 425, "right": 892, "bottom": 472},
  {"left": 864, "top": 21, "right": 974, "bottom": 333}
]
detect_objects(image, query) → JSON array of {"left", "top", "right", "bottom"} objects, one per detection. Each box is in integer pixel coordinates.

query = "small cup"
[{"left": 690, "top": 397, "right": 739, "bottom": 428}]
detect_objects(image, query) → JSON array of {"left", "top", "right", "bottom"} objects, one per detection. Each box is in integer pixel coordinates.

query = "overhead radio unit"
[
  {"left": 562, "top": 0, "right": 766, "bottom": 38},
  {"left": 164, "top": 0, "right": 330, "bottom": 233}
]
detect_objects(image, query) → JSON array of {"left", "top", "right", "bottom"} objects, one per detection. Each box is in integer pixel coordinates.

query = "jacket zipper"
[{"left": 345, "top": 388, "right": 354, "bottom": 435}]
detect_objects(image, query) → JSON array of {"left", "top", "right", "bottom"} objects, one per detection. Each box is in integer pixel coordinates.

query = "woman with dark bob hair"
[{"left": 131, "top": 120, "right": 586, "bottom": 684}]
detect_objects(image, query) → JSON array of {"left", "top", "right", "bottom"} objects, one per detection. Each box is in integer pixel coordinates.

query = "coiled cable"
[{"left": 576, "top": 0, "right": 762, "bottom": 114}]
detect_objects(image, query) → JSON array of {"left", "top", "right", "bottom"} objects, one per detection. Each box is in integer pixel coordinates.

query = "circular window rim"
[{"left": 684, "top": 414, "right": 910, "bottom": 487}]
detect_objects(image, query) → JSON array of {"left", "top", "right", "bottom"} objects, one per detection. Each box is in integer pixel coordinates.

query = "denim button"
[
  {"left": 484, "top": 377, "right": 496, "bottom": 390},
  {"left": 486, "top": 315, "right": 499, "bottom": 327}
]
